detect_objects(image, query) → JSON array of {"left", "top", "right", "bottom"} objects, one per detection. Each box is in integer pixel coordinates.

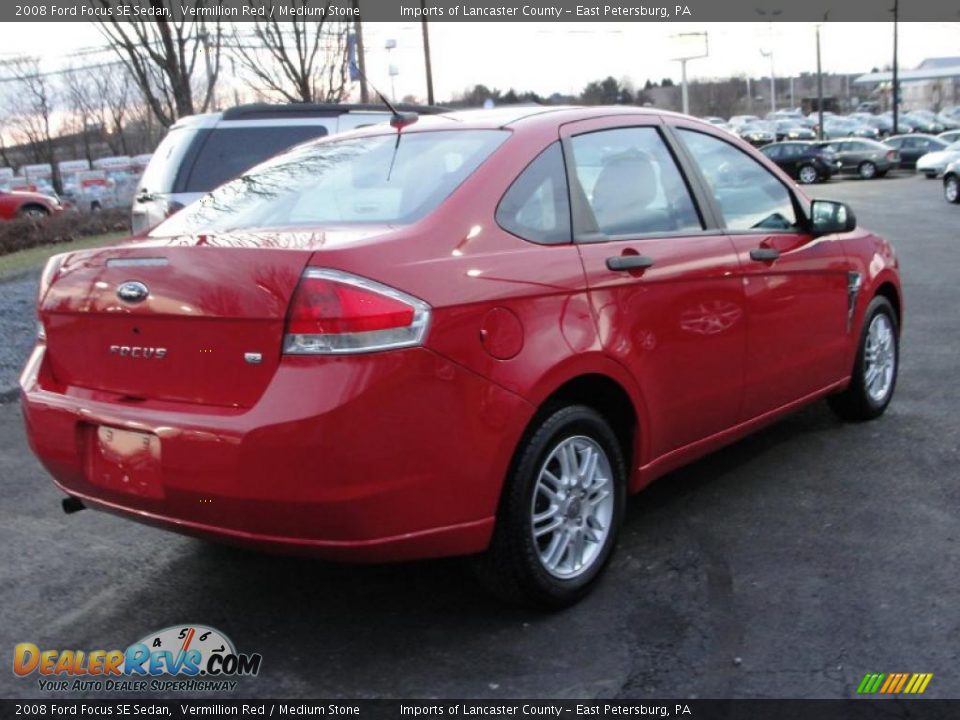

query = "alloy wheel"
[
  {"left": 799, "top": 166, "right": 818, "bottom": 184},
  {"left": 531, "top": 436, "right": 615, "bottom": 579},
  {"left": 946, "top": 177, "right": 960, "bottom": 203},
  {"left": 864, "top": 313, "right": 896, "bottom": 404}
]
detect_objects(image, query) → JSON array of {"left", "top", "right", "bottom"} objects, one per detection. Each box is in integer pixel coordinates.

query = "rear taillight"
[
  {"left": 283, "top": 269, "right": 430, "bottom": 355},
  {"left": 886, "top": 150, "right": 897, "bottom": 161}
]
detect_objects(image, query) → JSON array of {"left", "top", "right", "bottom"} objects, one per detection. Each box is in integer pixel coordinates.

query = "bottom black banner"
[{"left": 2, "top": 700, "right": 958, "bottom": 720}]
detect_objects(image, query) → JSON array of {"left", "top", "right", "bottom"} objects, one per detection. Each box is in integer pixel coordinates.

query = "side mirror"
[{"left": 810, "top": 199, "right": 856, "bottom": 236}]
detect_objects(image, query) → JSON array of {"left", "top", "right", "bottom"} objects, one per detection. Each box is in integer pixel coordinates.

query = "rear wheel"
[
  {"left": 945, "top": 175, "right": 960, "bottom": 204},
  {"left": 474, "top": 405, "right": 626, "bottom": 607},
  {"left": 798, "top": 165, "right": 819, "bottom": 184},
  {"left": 828, "top": 296, "right": 898, "bottom": 422},
  {"left": 858, "top": 161, "right": 877, "bottom": 180}
]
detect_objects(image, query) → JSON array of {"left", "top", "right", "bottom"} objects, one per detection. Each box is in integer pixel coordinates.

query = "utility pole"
[
  {"left": 351, "top": 2, "right": 369, "bottom": 103},
  {"left": 747, "top": 76, "right": 753, "bottom": 113},
  {"left": 420, "top": 0, "right": 435, "bottom": 105},
  {"left": 892, "top": 0, "right": 899, "bottom": 134},
  {"left": 816, "top": 22, "right": 824, "bottom": 139},
  {"left": 761, "top": 49, "right": 775, "bottom": 114}
]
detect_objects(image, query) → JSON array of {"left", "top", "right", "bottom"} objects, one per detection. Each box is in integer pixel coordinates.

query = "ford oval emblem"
[{"left": 117, "top": 281, "right": 149, "bottom": 303}]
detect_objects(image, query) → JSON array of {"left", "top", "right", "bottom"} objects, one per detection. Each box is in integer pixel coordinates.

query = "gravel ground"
[{"left": 0, "top": 274, "right": 39, "bottom": 395}]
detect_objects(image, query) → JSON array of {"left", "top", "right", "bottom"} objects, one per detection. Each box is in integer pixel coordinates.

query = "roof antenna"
[{"left": 349, "top": 61, "right": 418, "bottom": 130}]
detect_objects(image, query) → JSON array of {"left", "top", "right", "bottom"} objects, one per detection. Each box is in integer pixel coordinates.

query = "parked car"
[
  {"left": 773, "top": 120, "right": 816, "bottom": 141},
  {"left": 936, "top": 112, "right": 960, "bottom": 131},
  {"left": 760, "top": 141, "right": 837, "bottom": 183},
  {"left": 850, "top": 113, "right": 894, "bottom": 137},
  {"left": 131, "top": 102, "right": 447, "bottom": 234},
  {"left": 938, "top": 130, "right": 960, "bottom": 145},
  {"left": 903, "top": 111, "right": 944, "bottom": 134},
  {"left": 21, "top": 107, "right": 903, "bottom": 607},
  {"left": 818, "top": 139, "right": 899, "bottom": 179},
  {"left": 738, "top": 121, "right": 776, "bottom": 146},
  {"left": 729, "top": 114, "right": 761, "bottom": 129},
  {"left": 916, "top": 141, "right": 960, "bottom": 178},
  {"left": 0, "top": 187, "right": 62, "bottom": 220},
  {"left": 944, "top": 160, "right": 960, "bottom": 203},
  {"left": 884, "top": 134, "right": 949, "bottom": 168},
  {"left": 822, "top": 118, "right": 879, "bottom": 140}
]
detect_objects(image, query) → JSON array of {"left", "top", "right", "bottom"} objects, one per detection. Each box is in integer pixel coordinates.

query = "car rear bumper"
[{"left": 20, "top": 343, "right": 532, "bottom": 561}]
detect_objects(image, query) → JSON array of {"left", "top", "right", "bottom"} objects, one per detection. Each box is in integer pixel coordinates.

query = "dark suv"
[{"left": 760, "top": 141, "right": 838, "bottom": 184}]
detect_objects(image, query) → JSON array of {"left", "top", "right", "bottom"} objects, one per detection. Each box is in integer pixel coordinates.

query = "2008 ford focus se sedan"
[{"left": 21, "top": 107, "right": 902, "bottom": 606}]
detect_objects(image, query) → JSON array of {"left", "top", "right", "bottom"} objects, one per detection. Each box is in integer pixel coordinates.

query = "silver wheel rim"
[
  {"left": 531, "top": 435, "right": 615, "bottom": 580},
  {"left": 23, "top": 208, "right": 45, "bottom": 218},
  {"left": 799, "top": 166, "right": 817, "bottom": 184},
  {"left": 864, "top": 313, "right": 896, "bottom": 404},
  {"left": 860, "top": 163, "right": 876, "bottom": 179},
  {"left": 947, "top": 178, "right": 959, "bottom": 202}
]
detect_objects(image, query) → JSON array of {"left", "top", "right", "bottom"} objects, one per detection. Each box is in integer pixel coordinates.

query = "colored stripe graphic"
[{"left": 857, "top": 672, "right": 933, "bottom": 694}]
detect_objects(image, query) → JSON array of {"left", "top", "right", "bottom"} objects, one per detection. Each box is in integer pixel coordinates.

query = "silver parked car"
[{"left": 819, "top": 139, "right": 899, "bottom": 179}]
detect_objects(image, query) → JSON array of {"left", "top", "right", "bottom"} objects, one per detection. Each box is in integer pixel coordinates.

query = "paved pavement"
[{"left": 1, "top": 173, "right": 957, "bottom": 700}]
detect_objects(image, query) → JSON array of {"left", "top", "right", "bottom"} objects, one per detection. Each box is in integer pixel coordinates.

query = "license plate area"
[{"left": 85, "top": 426, "right": 163, "bottom": 499}]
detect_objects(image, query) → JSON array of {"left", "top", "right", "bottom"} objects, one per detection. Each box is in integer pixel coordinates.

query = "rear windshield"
[
  {"left": 138, "top": 126, "right": 197, "bottom": 195},
  {"left": 183, "top": 125, "right": 331, "bottom": 192},
  {"left": 152, "top": 129, "right": 509, "bottom": 234}
]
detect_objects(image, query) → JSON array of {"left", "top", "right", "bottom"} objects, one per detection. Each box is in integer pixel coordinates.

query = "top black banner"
[{"left": 3, "top": 0, "right": 960, "bottom": 23}]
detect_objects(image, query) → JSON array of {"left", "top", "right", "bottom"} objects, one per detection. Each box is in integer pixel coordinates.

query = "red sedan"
[
  {"left": 0, "top": 187, "right": 61, "bottom": 220},
  {"left": 21, "top": 107, "right": 901, "bottom": 606}
]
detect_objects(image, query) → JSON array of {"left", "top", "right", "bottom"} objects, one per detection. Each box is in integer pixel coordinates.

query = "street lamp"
[
  {"left": 754, "top": 9, "right": 782, "bottom": 115},
  {"left": 384, "top": 38, "right": 398, "bottom": 102}
]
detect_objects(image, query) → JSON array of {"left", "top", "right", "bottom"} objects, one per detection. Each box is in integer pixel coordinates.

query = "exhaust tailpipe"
[{"left": 61, "top": 496, "right": 85, "bottom": 514}]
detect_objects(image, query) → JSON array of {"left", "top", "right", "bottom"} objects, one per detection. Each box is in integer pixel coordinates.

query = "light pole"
[
  {"left": 385, "top": 38, "right": 398, "bottom": 102},
  {"left": 816, "top": 21, "right": 825, "bottom": 139},
  {"left": 754, "top": 10, "right": 782, "bottom": 115},
  {"left": 892, "top": 0, "right": 899, "bottom": 134},
  {"left": 420, "top": 0, "right": 435, "bottom": 105}
]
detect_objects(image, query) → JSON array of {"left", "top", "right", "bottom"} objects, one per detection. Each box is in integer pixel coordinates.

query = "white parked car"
[{"left": 916, "top": 141, "right": 960, "bottom": 178}]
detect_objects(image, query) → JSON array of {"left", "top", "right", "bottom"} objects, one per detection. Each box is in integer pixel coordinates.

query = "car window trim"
[
  {"left": 667, "top": 124, "right": 812, "bottom": 235},
  {"left": 559, "top": 123, "right": 717, "bottom": 245}
]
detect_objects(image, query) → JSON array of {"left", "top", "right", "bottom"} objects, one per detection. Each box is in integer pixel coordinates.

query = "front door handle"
[
  {"left": 749, "top": 247, "right": 781, "bottom": 262},
  {"left": 606, "top": 255, "right": 655, "bottom": 272}
]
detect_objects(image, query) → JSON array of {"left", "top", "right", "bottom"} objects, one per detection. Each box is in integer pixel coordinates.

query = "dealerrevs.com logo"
[{"left": 13, "top": 625, "right": 262, "bottom": 692}]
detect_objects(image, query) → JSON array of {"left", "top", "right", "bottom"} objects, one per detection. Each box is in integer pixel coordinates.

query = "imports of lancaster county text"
[{"left": 402, "top": 4, "right": 691, "bottom": 18}]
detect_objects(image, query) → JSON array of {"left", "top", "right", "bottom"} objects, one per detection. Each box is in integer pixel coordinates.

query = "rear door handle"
[
  {"left": 606, "top": 255, "right": 655, "bottom": 272},
  {"left": 749, "top": 248, "right": 781, "bottom": 262}
]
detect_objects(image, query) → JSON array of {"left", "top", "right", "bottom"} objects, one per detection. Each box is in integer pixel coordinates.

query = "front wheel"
[
  {"left": 945, "top": 175, "right": 960, "bottom": 204},
  {"left": 858, "top": 161, "right": 877, "bottom": 180},
  {"left": 474, "top": 405, "right": 626, "bottom": 607},
  {"left": 798, "top": 165, "right": 819, "bottom": 184},
  {"left": 828, "top": 296, "right": 899, "bottom": 422}
]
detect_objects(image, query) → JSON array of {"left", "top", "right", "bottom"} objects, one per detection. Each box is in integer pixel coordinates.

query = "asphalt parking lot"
[{"left": 1, "top": 172, "right": 957, "bottom": 700}]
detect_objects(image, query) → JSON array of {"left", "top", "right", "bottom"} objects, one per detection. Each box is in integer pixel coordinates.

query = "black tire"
[
  {"left": 828, "top": 296, "right": 899, "bottom": 422},
  {"left": 945, "top": 175, "right": 960, "bottom": 204},
  {"left": 797, "top": 165, "right": 819, "bottom": 185},
  {"left": 858, "top": 161, "right": 877, "bottom": 180},
  {"left": 17, "top": 204, "right": 49, "bottom": 219},
  {"left": 473, "top": 405, "right": 626, "bottom": 608}
]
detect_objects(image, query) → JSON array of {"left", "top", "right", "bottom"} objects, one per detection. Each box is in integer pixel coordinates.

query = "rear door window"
[
  {"left": 182, "top": 125, "right": 331, "bottom": 192},
  {"left": 138, "top": 126, "right": 199, "bottom": 194},
  {"left": 568, "top": 127, "right": 703, "bottom": 236}
]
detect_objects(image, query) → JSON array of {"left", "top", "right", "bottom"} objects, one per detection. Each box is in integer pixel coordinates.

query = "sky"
[{"left": 0, "top": 21, "right": 958, "bottom": 102}]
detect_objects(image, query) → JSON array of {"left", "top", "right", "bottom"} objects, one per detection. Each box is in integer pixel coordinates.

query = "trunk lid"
[{"left": 39, "top": 228, "right": 396, "bottom": 407}]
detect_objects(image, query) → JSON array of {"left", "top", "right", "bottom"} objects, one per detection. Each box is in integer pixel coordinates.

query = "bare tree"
[
  {"left": 91, "top": 1, "right": 223, "bottom": 126},
  {"left": 230, "top": 6, "right": 349, "bottom": 104},
  {"left": 2, "top": 57, "right": 60, "bottom": 189}
]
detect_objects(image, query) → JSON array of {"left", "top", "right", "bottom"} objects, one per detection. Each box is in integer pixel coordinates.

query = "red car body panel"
[
  {"left": 0, "top": 189, "right": 60, "bottom": 220},
  {"left": 20, "top": 107, "right": 902, "bottom": 560}
]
